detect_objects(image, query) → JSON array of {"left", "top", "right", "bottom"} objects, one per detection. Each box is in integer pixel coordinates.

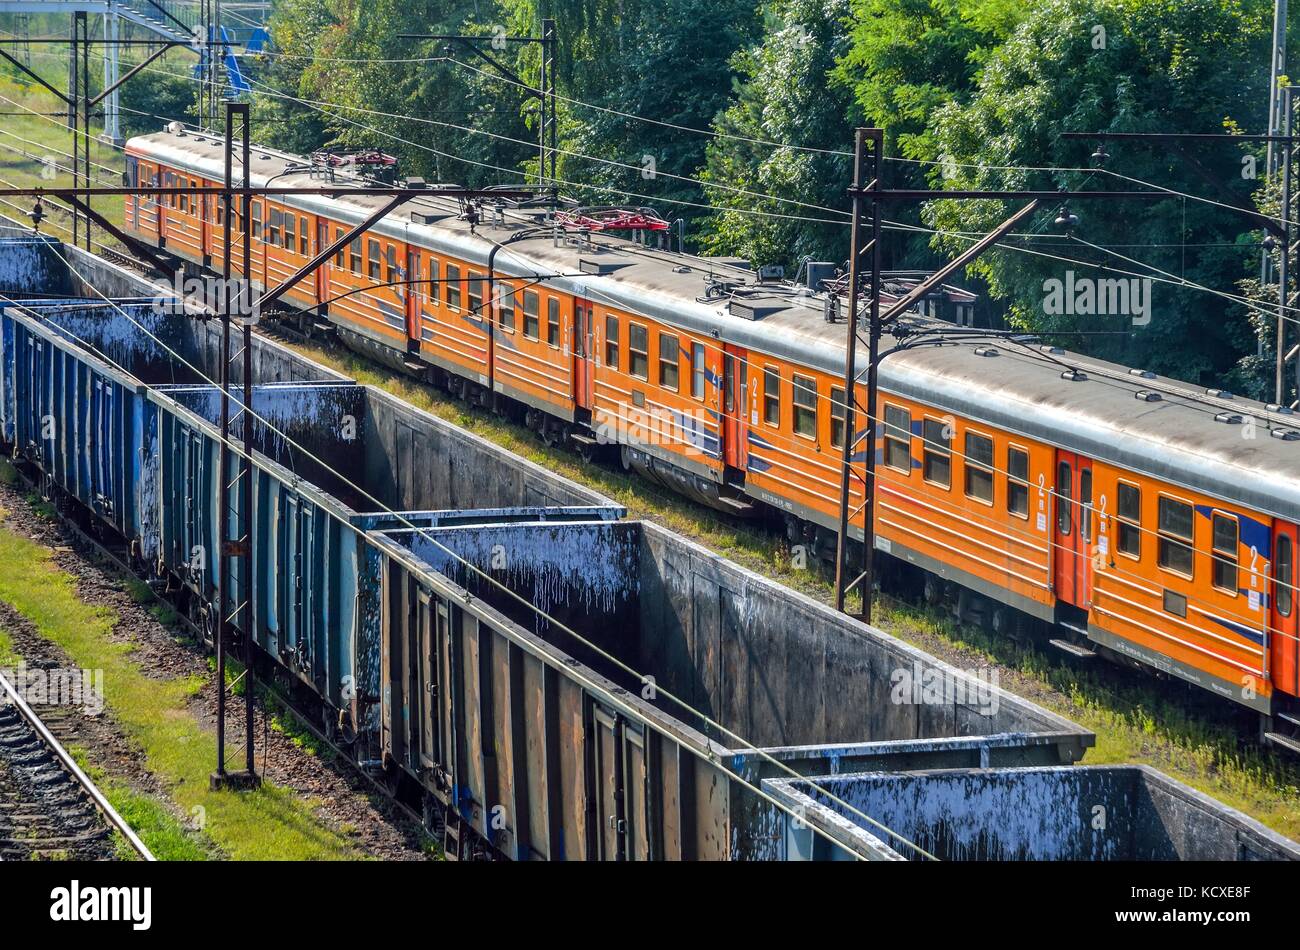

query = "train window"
[
  {"left": 547, "top": 298, "right": 561, "bottom": 346},
  {"left": 283, "top": 212, "right": 295, "bottom": 251},
  {"left": 922, "top": 417, "right": 950, "bottom": 488},
  {"left": 763, "top": 367, "right": 780, "bottom": 426},
  {"left": 792, "top": 375, "right": 817, "bottom": 439},
  {"left": 659, "top": 334, "right": 680, "bottom": 390},
  {"left": 1211, "top": 512, "right": 1238, "bottom": 594},
  {"left": 629, "top": 323, "right": 649, "bottom": 379},
  {"left": 964, "top": 431, "right": 994, "bottom": 503},
  {"left": 368, "top": 240, "right": 381, "bottom": 280},
  {"left": 1157, "top": 495, "right": 1194, "bottom": 577},
  {"left": 498, "top": 282, "right": 515, "bottom": 330},
  {"left": 269, "top": 207, "right": 282, "bottom": 245},
  {"left": 427, "top": 258, "right": 440, "bottom": 303},
  {"left": 1056, "top": 462, "right": 1072, "bottom": 534},
  {"left": 1117, "top": 482, "right": 1141, "bottom": 557},
  {"left": 884, "top": 405, "right": 911, "bottom": 473},
  {"left": 1007, "top": 446, "right": 1029, "bottom": 518},
  {"left": 1050, "top": 465, "right": 1071, "bottom": 538},
  {"left": 468, "top": 274, "right": 484, "bottom": 315},
  {"left": 605, "top": 315, "right": 619, "bottom": 368},
  {"left": 523, "top": 290, "right": 539, "bottom": 338},
  {"left": 830, "top": 386, "right": 846, "bottom": 449},
  {"left": 386, "top": 247, "right": 399, "bottom": 285},
  {"left": 447, "top": 264, "right": 464, "bottom": 310},
  {"left": 1080, "top": 469, "right": 1093, "bottom": 542},
  {"left": 349, "top": 235, "right": 362, "bottom": 273},
  {"left": 692, "top": 343, "right": 706, "bottom": 400},
  {"left": 299, "top": 217, "right": 310, "bottom": 255},
  {"left": 251, "top": 201, "right": 262, "bottom": 239},
  {"left": 1278, "top": 535, "right": 1293, "bottom": 617}
]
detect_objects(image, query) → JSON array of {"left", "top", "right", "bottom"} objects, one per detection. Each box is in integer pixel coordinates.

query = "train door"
[
  {"left": 24, "top": 336, "right": 45, "bottom": 459},
  {"left": 157, "top": 170, "right": 168, "bottom": 239},
  {"left": 286, "top": 497, "right": 316, "bottom": 669},
  {"left": 590, "top": 706, "right": 650, "bottom": 860},
  {"left": 145, "top": 164, "right": 160, "bottom": 238},
  {"left": 405, "top": 248, "right": 421, "bottom": 346},
  {"left": 416, "top": 590, "right": 439, "bottom": 768},
  {"left": 316, "top": 221, "right": 330, "bottom": 304},
  {"left": 182, "top": 428, "right": 203, "bottom": 587},
  {"left": 125, "top": 156, "right": 139, "bottom": 231},
  {"left": 573, "top": 299, "right": 595, "bottom": 411},
  {"left": 436, "top": 601, "right": 459, "bottom": 790},
  {"left": 198, "top": 179, "right": 210, "bottom": 259},
  {"left": 591, "top": 705, "right": 623, "bottom": 860},
  {"left": 1271, "top": 522, "right": 1299, "bottom": 697},
  {"left": 92, "top": 377, "right": 112, "bottom": 512},
  {"left": 722, "top": 344, "right": 748, "bottom": 471},
  {"left": 301, "top": 505, "right": 317, "bottom": 673},
  {"left": 1053, "top": 450, "right": 1094, "bottom": 608}
]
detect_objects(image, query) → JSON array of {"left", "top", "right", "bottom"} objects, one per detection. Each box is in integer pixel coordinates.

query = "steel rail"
[{"left": 0, "top": 667, "right": 156, "bottom": 861}]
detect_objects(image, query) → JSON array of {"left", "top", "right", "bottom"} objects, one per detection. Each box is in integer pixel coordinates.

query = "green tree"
[
  {"left": 832, "top": 0, "right": 1025, "bottom": 167},
  {"left": 253, "top": 0, "right": 533, "bottom": 186},
  {"left": 119, "top": 58, "right": 198, "bottom": 138},
  {"left": 505, "top": 0, "right": 761, "bottom": 228},
  {"left": 923, "top": 0, "right": 1272, "bottom": 389},
  {"left": 697, "top": 0, "right": 856, "bottom": 270}
]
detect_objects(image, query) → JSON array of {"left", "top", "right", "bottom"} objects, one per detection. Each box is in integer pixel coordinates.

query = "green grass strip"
[{"left": 0, "top": 510, "right": 360, "bottom": 860}]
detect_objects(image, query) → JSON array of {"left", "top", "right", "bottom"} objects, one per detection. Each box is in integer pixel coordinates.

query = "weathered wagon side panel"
[{"left": 767, "top": 766, "right": 1300, "bottom": 861}]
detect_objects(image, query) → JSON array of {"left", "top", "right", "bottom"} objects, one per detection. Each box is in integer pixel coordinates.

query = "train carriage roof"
[{"left": 129, "top": 130, "right": 1300, "bottom": 525}]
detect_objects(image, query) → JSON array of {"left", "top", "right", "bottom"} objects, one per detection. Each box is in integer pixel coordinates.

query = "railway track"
[{"left": 0, "top": 668, "right": 153, "bottom": 861}]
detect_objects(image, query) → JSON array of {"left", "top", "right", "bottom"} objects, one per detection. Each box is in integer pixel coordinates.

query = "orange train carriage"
[{"left": 122, "top": 128, "right": 1300, "bottom": 746}]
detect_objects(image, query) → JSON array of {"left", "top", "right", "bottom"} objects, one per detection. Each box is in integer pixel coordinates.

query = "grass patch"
[
  {"left": 23, "top": 492, "right": 55, "bottom": 520},
  {"left": 0, "top": 69, "right": 130, "bottom": 244},
  {"left": 123, "top": 575, "right": 181, "bottom": 626},
  {"left": 0, "top": 512, "right": 362, "bottom": 860},
  {"left": 67, "top": 746, "right": 214, "bottom": 861}
]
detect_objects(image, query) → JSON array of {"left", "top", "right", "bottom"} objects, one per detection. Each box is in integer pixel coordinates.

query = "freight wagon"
[
  {"left": 767, "top": 766, "right": 1300, "bottom": 861},
  {"left": 370, "top": 517, "right": 1090, "bottom": 859}
]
